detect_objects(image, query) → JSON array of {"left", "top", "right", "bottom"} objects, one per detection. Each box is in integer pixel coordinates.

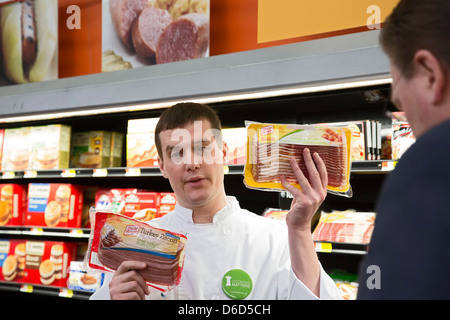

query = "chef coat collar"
[{"left": 173, "top": 196, "right": 240, "bottom": 225}]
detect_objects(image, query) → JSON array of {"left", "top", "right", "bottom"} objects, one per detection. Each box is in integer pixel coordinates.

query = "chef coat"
[{"left": 90, "top": 196, "right": 342, "bottom": 300}]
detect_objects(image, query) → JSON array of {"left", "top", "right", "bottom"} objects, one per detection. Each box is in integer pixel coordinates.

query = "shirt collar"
[{"left": 173, "top": 196, "right": 240, "bottom": 225}]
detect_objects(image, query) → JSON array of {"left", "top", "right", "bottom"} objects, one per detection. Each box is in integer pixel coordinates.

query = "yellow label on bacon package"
[{"left": 244, "top": 122, "right": 353, "bottom": 197}]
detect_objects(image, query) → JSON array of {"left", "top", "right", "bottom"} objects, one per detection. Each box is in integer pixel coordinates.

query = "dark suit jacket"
[{"left": 358, "top": 120, "right": 450, "bottom": 299}]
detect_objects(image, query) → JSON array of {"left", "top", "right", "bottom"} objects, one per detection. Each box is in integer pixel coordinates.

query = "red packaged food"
[
  {"left": 25, "top": 183, "right": 83, "bottom": 228},
  {"left": 86, "top": 211, "right": 187, "bottom": 292}
]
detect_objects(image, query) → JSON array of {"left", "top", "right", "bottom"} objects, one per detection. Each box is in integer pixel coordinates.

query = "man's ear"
[
  {"left": 413, "top": 49, "right": 447, "bottom": 106},
  {"left": 158, "top": 156, "right": 168, "bottom": 179}
]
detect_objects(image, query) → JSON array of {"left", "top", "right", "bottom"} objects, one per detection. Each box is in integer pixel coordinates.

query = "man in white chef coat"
[{"left": 90, "top": 102, "right": 342, "bottom": 300}]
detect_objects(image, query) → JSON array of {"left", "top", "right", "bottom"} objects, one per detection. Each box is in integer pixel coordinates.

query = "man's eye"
[{"left": 171, "top": 148, "right": 183, "bottom": 160}]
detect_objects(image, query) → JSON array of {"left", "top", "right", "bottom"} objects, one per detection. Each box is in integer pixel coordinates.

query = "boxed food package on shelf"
[
  {"left": 126, "top": 118, "right": 159, "bottom": 167},
  {"left": 157, "top": 192, "right": 176, "bottom": 218},
  {"left": 262, "top": 208, "right": 288, "bottom": 221},
  {"left": 110, "top": 132, "right": 124, "bottom": 167},
  {"left": 71, "top": 131, "right": 112, "bottom": 168},
  {"left": 0, "top": 240, "right": 77, "bottom": 288},
  {"left": 123, "top": 191, "right": 158, "bottom": 221},
  {"left": 244, "top": 122, "right": 353, "bottom": 197},
  {"left": 67, "top": 261, "right": 104, "bottom": 292},
  {"left": 0, "top": 129, "right": 4, "bottom": 171},
  {"left": 24, "top": 241, "right": 77, "bottom": 287},
  {"left": 29, "top": 125, "right": 72, "bottom": 170},
  {"left": 2, "top": 127, "right": 32, "bottom": 171},
  {"left": 0, "top": 184, "right": 27, "bottom": 227},
  {"left": 86, "top": 211, "right": 187, "bottom": 292},
  {"left": 94, "top": 188, "right": 176, "bottom": 220},
  {"left": 222, "top": 128, "right": 247, "bottom": 165},
  {"left": 0, "top": 240, "right": 26, "bottom": 283},
  {"left": 392, "top": 112, "right": 416, "bottom": 160},
  {"left": 312, "top": 210, "right": 375, "bottom": 244},
  {"left": 25, "top": 183, "right": 84, "bottom": 228}
]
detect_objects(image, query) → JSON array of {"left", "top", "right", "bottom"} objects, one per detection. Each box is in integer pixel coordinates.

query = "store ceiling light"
[{"left": 0, "top": 76, "right": 392, "bottom": 123}]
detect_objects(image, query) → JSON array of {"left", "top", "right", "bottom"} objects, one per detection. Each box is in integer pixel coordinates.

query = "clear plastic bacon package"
[
  {"left": 244, "top": 122, "right": 353, "bottom": 197},
  {"left": 85, "top": 209, "right": 187, "bottom": 292}
]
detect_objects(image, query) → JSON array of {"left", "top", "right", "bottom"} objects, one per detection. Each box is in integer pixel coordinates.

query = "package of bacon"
[
  {"left": 244, "top": 122, "right": 353, "bottom": 197},
  {"left": 85, "top": 210, "right": 187, "bottom": 292}
]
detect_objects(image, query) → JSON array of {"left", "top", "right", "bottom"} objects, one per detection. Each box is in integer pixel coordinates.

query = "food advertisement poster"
[
  {"left": 0, "top": 0, "right": 398, "bottom": 86},
  {"left": 102, "top": 0, "right": 210, "bottom": 72}
]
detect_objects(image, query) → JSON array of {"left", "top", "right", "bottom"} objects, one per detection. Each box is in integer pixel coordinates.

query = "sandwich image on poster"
[
  {"left": 101, "top": 0, "right": 209, "bottom": 72},
  {"left": 0, "top": 0, "right": 58, "bottom": 85}
]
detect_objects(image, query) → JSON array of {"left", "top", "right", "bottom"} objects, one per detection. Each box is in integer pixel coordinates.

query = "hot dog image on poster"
[
  {"left": 0, "top": 0, "right": 58, "bottom": 85},
  {"left": 102, "top": 0, "right": 209, "bottom": 72}
]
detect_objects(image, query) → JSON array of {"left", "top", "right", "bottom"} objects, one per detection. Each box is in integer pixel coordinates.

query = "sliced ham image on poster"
[
  {"left": 0, "top": 0, "right": 58, "bottom": 85},
  {"left": 102, "top": 0, "right": 209, "bottom": 72}
]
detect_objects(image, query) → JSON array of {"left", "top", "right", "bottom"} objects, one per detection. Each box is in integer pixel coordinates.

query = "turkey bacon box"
[{"left": 86, "top": 211, "right": 187, "bottom": 292}]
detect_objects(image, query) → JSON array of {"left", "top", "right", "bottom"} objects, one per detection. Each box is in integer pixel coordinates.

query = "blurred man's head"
[{"left": 380, "top": 0, "right": 450, "bottom": 137}]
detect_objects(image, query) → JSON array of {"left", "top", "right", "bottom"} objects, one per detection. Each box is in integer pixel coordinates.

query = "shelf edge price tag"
[
  {"left": 59, "top": 288, "right": 74, "bottom": 298},
  {"left": 20, "top": 284, "right": 33, "bottom": 293},
  {"left": 381, "top": 161, "right": 397, "bottom": 171},
  {"left": 61, "top": 169, "right": 76, "bottom": 178},
  {"left": 2, "top": 171, "right": 15, "bottom": 179},
  {"left": 315, "top": 242, "right": 332, "bottom": 253},
  {"left": 125, "top": 168, "right": 141, "bottom": 177},
  {"left": 30, "top": 228, "right": 44, "bottom": 236},
  {"left": 93, "top": 168, "right": 108, "bottom": 177},
  {"left": 24, "top": 170, "right": 38, "bottom": 178},
  {"left": 70, "top": 229, "right": 84, "bottom": 238}
]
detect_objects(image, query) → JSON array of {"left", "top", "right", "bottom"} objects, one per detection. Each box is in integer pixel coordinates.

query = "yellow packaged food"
[{"left": 244, "top": 122, "right": 353, "bottom": 197}]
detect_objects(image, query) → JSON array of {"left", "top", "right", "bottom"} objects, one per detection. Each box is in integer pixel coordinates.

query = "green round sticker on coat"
[{"left": 222, "top": 269, "right": 253, "bottom": 300}]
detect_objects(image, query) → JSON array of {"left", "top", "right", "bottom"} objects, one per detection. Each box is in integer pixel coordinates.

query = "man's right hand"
[{"left": 109, "top": 261, "right": 150, "bottom": 300}]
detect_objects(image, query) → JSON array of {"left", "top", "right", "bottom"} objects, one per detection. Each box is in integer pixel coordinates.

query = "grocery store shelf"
[
  {"left": 0, "top": 161, "right": 396, "bottom": 181},
  {"left": 0, "top": 226, "right": 91, "bottom": 239},
  {"left": 0, "top": 281, "right": 92, "bottom": 299},
  {"left": 315, "top": 241, "right": 368, "bottom": 255},
  {"left": 0, "top": 31, "right": 390, "bottom": 121},
  {"left": 351, "top": 160, "right": 397, "bottom": 173}
]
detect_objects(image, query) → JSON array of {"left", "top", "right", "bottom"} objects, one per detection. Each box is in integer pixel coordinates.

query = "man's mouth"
[{"left": 186, "top": 176, "right": 204, "bottom": 183}]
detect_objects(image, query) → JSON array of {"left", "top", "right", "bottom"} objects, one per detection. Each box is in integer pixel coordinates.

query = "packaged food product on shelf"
[
  {"left": 2, "top": 127, "right": 32, "bottom": 171},
  {"left": 392, "top": 112, "right": 416, "bottom": 160},
  {"left": 70, "top": 131, "right": 112, "bottom": 168},
  {"left": 94, "top": 188, "right": 176, "bottom": 220},
  {"left": 0, "top": 239, "right": 77, "bottom": 287},
  {"left": 0, "top": 184, "right": 27, "bottom": 226},
  {"left": 262, "top": 208, "right": 288, "bottom": 220},
  {"left": 110, "top": 132, "right": 124, "bottom": 167},
  {"left": 123, "top": 191, "right": 158, "bottom": 221},
  {"left": 222, "top": 127, "right": 247, "bottom": 165},
  {"left": 23, "top": 241, "right": 77, "bottom": 287},
  {"left": 25, "top": 183, "right": 84, "bottom": 228},
  {"left": 29, "top": 125, "right": 72, "bottom": 170},
  {"left": 2, "top": 124, "right": 71, "bottom": 171},
  {"left": 0, "top": 240, "right": 26, "bottom": 283},
  {"left": 312, "top": 210, "right": 375, "bottom": 244},
  {"left": 67, "top": 261, "right": 104, "bottom": 292},
  {"left": 86, "top": 211, "right": 187, "bottom": 292},
  {"left": 126, "top": 118, "right": 159, "bottom": 167},
  {"left": 157, "top": 192, "right": 176, "bottom": 218},
  {"left": 244, "top": 122, "right": 353, "bottom": 197}
]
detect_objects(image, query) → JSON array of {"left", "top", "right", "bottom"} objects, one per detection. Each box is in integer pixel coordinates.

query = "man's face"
[{"left": 157, "top": 119, "right": 227, "bottom": 209}]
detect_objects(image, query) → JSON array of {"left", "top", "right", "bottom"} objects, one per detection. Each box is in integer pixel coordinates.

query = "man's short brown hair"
[
  {"left": 380, "top": 0, "right": 450, "bottom": 77},
  {"left": 155, "top": 102, "right": 222, "bottom": 160}
]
